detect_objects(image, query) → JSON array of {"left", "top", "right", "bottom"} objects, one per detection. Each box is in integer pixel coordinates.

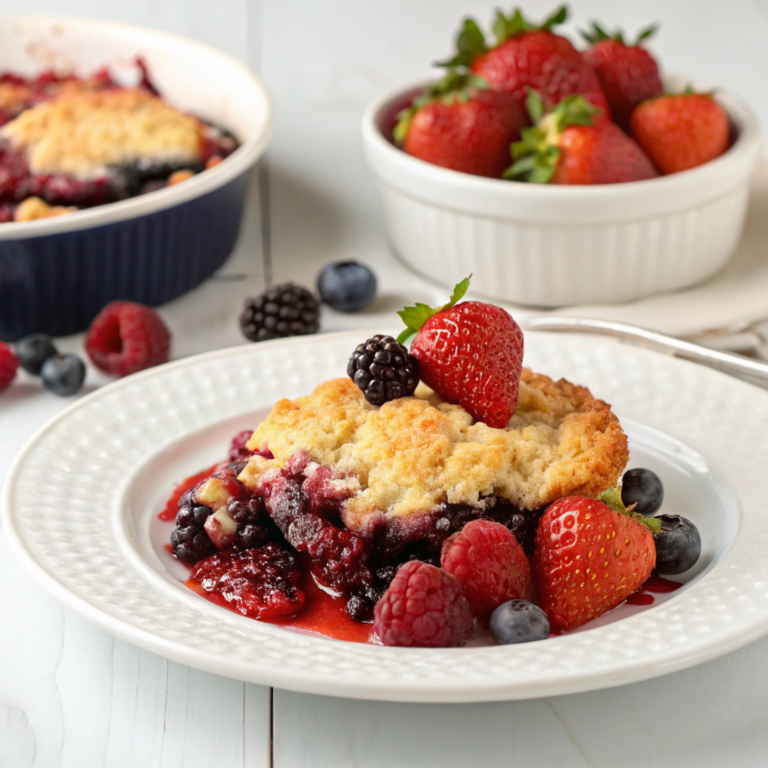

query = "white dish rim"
[{"left": 4, "top": 331, "right": 768, "bottom": 703}]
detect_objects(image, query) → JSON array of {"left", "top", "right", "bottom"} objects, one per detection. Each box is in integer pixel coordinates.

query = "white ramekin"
[{"left": 362, "top": 79, "right": 762, "bottom": 307}]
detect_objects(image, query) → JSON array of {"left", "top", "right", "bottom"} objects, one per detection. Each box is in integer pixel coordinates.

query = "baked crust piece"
[
  {"left": 1, "top": 88, "right": 202, "bottom": 177},
  {"left": 239, "top": 371, "right": 629, "bottom": 534}
]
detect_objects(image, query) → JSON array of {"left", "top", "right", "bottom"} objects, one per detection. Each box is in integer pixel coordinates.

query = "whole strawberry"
[
  {"left": 398, "top": 277, "right": 523, "bottom": 429},
  {"left": 630, "top": 92, "right": 730, "bottom": 174},
  {"left": 505, "top": 91, "right": 657, "bottom": 184},
  {"left": 440, "top": 6, "right": 609, "bottom": 114},
  {"left": 441, "top": 519, "right": 533, "bottom": 624},
  {"left": 534, "top": 494, "right": 657, "bottom": 631},
  {"left": 394, "top": 70, "right": 528, "bottom": 178},
  {"left": 581, "top": 22, "right": 663, "bottom": 132}
]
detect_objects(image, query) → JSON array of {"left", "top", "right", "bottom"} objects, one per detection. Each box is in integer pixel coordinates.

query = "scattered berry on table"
[
  {"left": 317, "top": 261, "right": 377, "bottom": 312},
  {"left": 14, "top": 334, "right": 58, "bottom": 375},
  {"left": 401, "top": 277, "right": 524, "bottom": 428},
  {"left": 191, "top": 542, "right": 305, "bottom": 620},
  {"left": 534, "top": 496, "right": 656, "bottom": 631},
  {"left": 240, "top": 283, "right": 320, "bottom": 342},
  {"left": 0, "top": 342, "right": 19, "bottom": 391},
  {"left": 441, "top": 519, "right": 533, "bottom": 623},
  {"left": 40, "top": 354, "right": 86, "bottom": 396},
  {"left": 171, "top": 502, "right": 215, "bottom": 565},
  {"left": 347, "top": 334, "right": 420, "bottom": 406},
  {"left": 394, "top": 70, "right": 528, "bottom": 178},
  {"left": 621, "top": 468, "right": 664, "bottom": 515},
  {"left": 653, "top": 514, "right": 701, "bottom": 574},
  {"left": 581, "top": 22, "right": 663, "bottom": 131},
  {"left": 440, "top": 6, "right": 609, "bottom": 114},
  {"left": 505, "top": 90, "right": 657, "bottom": 185},
  {"left": 490, "top": 599, "right": 550, "bottom": 644},
  {"left": 85, "top": 301, "right": 171, "bottom": 377},
  {"left": 373, "top": 560, "right": 474, "bottom": 647},
  {"left": 630, "top": 92, "right": 730, "bottom": 174}
]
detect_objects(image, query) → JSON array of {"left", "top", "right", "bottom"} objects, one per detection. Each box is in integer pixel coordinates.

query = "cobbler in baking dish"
[
  {"left": 162, "top": 281, "right": 696, "bottom": 646},
  {"left": 0, "top": 60, "right": 237, "bottom": 222}
]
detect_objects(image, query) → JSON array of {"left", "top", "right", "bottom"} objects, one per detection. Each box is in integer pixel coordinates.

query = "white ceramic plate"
[{"left": 4, "top": 331, "right": 768, "bottom": 703}]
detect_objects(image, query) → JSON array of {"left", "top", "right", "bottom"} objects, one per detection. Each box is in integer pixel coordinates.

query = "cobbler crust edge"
[{"left": 239, "top": 370, "right": 629, "bottom": 534}]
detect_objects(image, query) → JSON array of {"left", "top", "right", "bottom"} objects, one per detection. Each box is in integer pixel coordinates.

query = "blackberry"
[
  {"left": 347, "top": 335, "right": 419, "bottom": 406},
  {"left": 240, "top": 283, "right": 320, "bottom": 342},
  {"left": 170, "top": 503, "right": 215, "bottom": 564},
  {"left": 227, "top": 496, "right": 271, "bottom": 550}
]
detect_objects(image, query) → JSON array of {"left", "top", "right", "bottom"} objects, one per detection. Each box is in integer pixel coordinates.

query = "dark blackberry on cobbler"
[
  {"left": 240, "top": 283, "right": 320, "bottom": 342},
  {"left": 227, "top": 496, "right": 271, "bottom": 550},
  {"left": 171, "top": 502, "right": 215, "bottom": 564},
  {"left": 347, "top": 335, "right": 419, "bottom": 406}
]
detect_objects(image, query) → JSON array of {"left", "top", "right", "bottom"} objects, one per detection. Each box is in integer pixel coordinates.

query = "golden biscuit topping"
[
  {"left": 14, "top": 196, "right": 77, "bottom": 221},
  {"left": 1, "top": 88, "right": 203, "bottom": 177},
  {"left": 239, "top": 372, "right": 628, "bottom": 533}
]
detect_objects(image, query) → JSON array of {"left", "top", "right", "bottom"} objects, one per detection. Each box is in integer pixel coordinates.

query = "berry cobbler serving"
[
  {"left": 0, "top": 61, "right": 238, "bottom": 222},
  {"left": 161, "top": 279, "right": 700, "bottom": 647}
]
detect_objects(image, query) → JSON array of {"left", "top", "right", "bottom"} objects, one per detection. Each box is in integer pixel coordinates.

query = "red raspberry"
[
  {"left": 441, "top": 519, "right": 533, "bottom": 624},
  {"left": 373, "top": 561, "right": 474, "bottom": 647},
  {"left": 0, "top": 342, "right": 19, "bottom": 390},
  {"left": 85, "top": 301, "right": 171, "bottom": 377}
]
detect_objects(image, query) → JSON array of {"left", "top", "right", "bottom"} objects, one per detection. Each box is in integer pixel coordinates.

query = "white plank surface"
[{"left": 3, "top": 0, "right": 768, "bottom": 766}]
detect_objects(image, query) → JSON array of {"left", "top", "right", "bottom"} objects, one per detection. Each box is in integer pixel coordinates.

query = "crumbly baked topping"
[
  {"left": 14, "top": 196, "right": 76, "bottom": 221},
  {"left": 1, "top": 88, "right": 202, "bottom": 177},
  {"left": 239, "top": 371, "right": 629, "bottom": 533}
]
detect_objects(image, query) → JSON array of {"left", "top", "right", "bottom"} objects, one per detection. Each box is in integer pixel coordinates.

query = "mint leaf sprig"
[{"left": 396, "top": 276, "right": 472, "bottom": 345}]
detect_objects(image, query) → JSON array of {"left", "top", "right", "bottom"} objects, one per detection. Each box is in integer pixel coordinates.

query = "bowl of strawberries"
[{"left": 362, "top": 6, "right": 761, "bottom": 307}]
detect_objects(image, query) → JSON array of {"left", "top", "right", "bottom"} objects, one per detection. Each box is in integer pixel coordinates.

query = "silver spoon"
[{"left": 522, "top": 316, "right": 768, "bottom": 384}]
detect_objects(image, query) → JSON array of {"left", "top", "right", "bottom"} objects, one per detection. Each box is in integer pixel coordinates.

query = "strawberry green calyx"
[
  {"left": 598, "top": 487, "right": 662, "bottom": 535},
  {"left": 436, "top": 19, "right": 489, "bottom": 69},
  {"left": 503, "top": 90, "right": 598, "bottom": 183},
  {"left": 393, "top": 71, "right": 489, "bottom": 145},
  {"left": 493, "top": 5, "right": 568, "bottom": 45},
  {"left": 437, "top": 5, "right": 567, "bottom": 69},
  {"left": 580, "top": 21, "right": 658, "bottom": 46},
  {"left": 396, "top": 276, "right": 471, "bottom": 345}
]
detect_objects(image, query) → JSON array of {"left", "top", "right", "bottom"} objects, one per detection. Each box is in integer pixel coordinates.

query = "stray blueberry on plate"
[
  {"left": 653, "top": 514, "right": 701, "bottom": 574},
  {"left": 15, "top": 334, "right": 58, "bottom": 375},
  {"left": 490, "top": 599, "right": 550, "bottom": 645},
  {"left": 621, "top": 467, "right": 664, "bottom": 515},
  {"left": 347, "top": 334, "right": 419, "bottom": 405},
  {"left": 40, "top": 354, "right": 86, "bottom": 396},
  {"left": 317, "top": 261, "right": 377, "bottom": 312}
]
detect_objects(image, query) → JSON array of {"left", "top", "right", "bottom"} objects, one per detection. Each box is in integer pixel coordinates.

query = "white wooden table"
[{"left": 3, "top": 1, "right": 768, "bottom": 765}]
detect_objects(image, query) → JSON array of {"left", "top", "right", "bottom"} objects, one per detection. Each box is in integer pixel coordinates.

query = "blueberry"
[
  {"left": 621, "top": 468, "right": 664, "bottom": 515},
  {"left": 490, "top": 599, "right": 550, "bottom": 645},
  {"left": 40, "top": 354, "right": 86, "bottom": 396},
  {"left": 653, "top": 514, "right": 701, "bottom": 574},
  {"left": 15, "top": 334, "right": 58, "bottom": 375},
  {"left": 317, "top": 261, "right": 377, "bottom": 312}
]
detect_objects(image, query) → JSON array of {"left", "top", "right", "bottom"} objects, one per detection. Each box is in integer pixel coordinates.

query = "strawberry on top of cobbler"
[
  {"left": 0, "top": 60, "right": 237, "bottom": 223},
  {"left": 165, "top": 278, "right": 700, "bottom": 647}
]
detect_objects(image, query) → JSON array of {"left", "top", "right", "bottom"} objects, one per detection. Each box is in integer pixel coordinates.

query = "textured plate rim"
[{"left": 4, "top": 331, "right": 768, "bottom": 703}]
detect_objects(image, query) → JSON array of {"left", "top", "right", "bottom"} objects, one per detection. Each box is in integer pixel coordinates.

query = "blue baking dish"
[{"left": 0, "top": 18, "right": 273, "bottom": 341}]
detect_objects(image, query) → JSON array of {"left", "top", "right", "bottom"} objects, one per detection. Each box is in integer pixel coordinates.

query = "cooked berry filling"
[
  {"left": 0, "top": 60, "right": 238, "bottom": 220},
  {"left": 169, "top": 438, "right": 543, "bottom": 625},
  {"left": 191, "top": 543, "right": 305, "bottom": 620}
]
